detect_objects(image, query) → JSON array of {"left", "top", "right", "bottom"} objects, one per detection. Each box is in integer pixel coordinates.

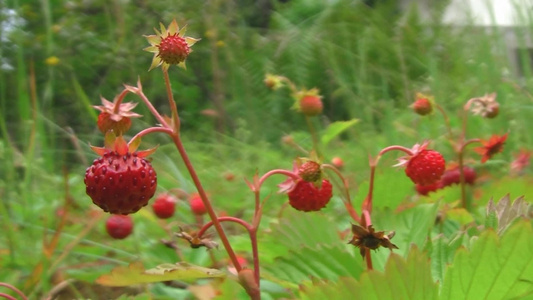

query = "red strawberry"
[
  {"left": 288, "top": 179, "right": 332, "bottom": 212},
  {"left": 152, "top": 193, "right": 176, "bottom": 219},
  {"left": 331, "top": 157, "right": 344, "bottom": 169},
  {"left": 440, "top": 166, "right": 476, "bottom": 187},
  {"left": 415, "top": 182, "right": 441, "bottom": 196},
  {"left": 106, "top": 214, "right": 133, "bottom": 239},
  {"left": 190, "top": 193, "right": 207, "bottom": 215},
  {"left": 157, "top": 34, "right": 191, "bottom": 65},
  {"left": 404, "top": 150, "right": 445, "bottom": 186},
  {"left": 299, "top": 95, "right": 323, "bottom": 116},
  {"left": 84, "top": 134, "right": 157, "bottom": 215},
  {"left": 411, "top": 98, "right": 432, "bottom": 115}
]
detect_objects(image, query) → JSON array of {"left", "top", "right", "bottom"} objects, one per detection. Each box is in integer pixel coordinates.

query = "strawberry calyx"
[{"left": 90, "top": 132, "right": 157, "bottom": 158}]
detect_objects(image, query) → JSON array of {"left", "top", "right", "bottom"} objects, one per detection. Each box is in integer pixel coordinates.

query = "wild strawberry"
[
  {"left": 152, "top": 193, "right": 176, "bottom": 219},
  {"left": 397, "top": 142, "right": 445, "bottom": 186},
  {"left": 144, "top": 19, "right": 200, "bottom": 70},
  {"left": 440, "top": 166, "right": 476, "bottom": 187},
  {"left": 189, "top": 193, "right": 207, "bottom": 215},
  {"left": 84, "top": 133, "right": 157, "bottom": 215},
  {"left": 299, "top": 95, "right": 323, "bottom": 116},
  {"left": 411, "top": 98, "right": 432, "bottom": 116},
  {"left": 298, "top": 161, "right": 322, "bottom": 182},
  {"left": 287, "top": 179, "right": 332, "bottom": 212},
  {"left": 106, "top": 214, "right": 133, "bottom": 239},
  {"left": 331, "top": 157, "right": 344, "bottom": 169},
  {"left": 94, "top": 95, "right": 141, "bottom": 135},
  {"left": 415, "top": 182, "right": 441, "bottom": 196},
  {"left": 404, "top": 150, "right": 445, "bottom": 186}
]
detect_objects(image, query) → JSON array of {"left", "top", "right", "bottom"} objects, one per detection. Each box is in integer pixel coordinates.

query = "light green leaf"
[
  {"left": 354, "top": 169, "right": 414, "bottom": 210},
  {"left": 262, "top": 244, "right": 364, "bottom": 286},
  {"left": 96, "top": 261, "right": 225, "bottom": 287},
  {"left": 300, "top": 246, "right": 438, "bottom": 300},
  {"left": 441, "top": 221, "right": 533, "bottom": 300},
  {"left": 428, "top": 233, "right": 465, "bottom": 284},
  {"left": 320, "top": 119, "right": 359, "bottom": 146}
]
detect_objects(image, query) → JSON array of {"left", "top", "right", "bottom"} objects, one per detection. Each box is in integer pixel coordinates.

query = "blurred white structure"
[{"left": 401, "top": 0, "right": 533, "bottom": 74}]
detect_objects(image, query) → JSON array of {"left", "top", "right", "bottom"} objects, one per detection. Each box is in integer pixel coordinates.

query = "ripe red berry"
[
  {"left": 288, "top": 179, "right": 332, "bottom": 212},
  {"left": 331, "top": 157, "right": 344, "bottom": 168},
  {"left": 152, "top": 194, "right": 176, "bottom": 219},
  {"left": 415, "top": 182, "right": 441, "bottom": 196},
  {"left": 190, "top": 194, "right": 207, "bottom": 215},
  {"left": 404, "top": 150, "right": 445, "bottom": 186},
  {"left": 158, "top": 34, "right": 190, "bottom": 65},
  {"left": 412, "top": 98, "right": 432, "bottom": 116},
  {"left": 440, "top": 166, "right": 476, "bottom": 187},
  {"left": 106, "top": 214, "right": 133, "bottom": 239},
  {"left": 299, "top": 95, "right": 323, "bottom": 116},
  {"left": 84, "top": 151, "right": 157, "bottom": 215}
]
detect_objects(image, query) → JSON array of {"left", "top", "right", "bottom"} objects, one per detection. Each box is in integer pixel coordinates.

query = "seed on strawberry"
[
  {"left": 404, "top": 150, "right": 445, "bottom": 186},
  {"left": 84, "top": 134, "right": 157, "bottom": 215},
  {"left": 287, "top": 179, "right": 332, "bottom": 212},
  {"left": 106, "top": 214, "right": 133, "bottom": 239},
  {"left": 189, "top": 193, "right": 207, "bottom": 215},
  {"left": 152, "top": 193, "right": 176, "bottom": 219},
  {"left": 299, "top": 95, "right": 323, "bottom": 116},
  {"left": 440, "top": 166, "right": 476, "bottom": 187}
]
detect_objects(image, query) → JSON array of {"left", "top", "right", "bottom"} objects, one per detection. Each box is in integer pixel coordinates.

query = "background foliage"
[{"left": 1, "top": 0, "right": 532, "bottom": 299}]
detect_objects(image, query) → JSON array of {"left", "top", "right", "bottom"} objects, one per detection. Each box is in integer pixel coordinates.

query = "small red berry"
[
  {"left": 331, "top": 157, "right": 344, "bottom": 168},
  {"left": 158, "top": 34, "right": 190, "bottom": 65},
  {"left": 84, "top": 151, "right": 157, "bottom": 215},
  {"left": 152, "top": 194, "right": 176, "bottom": 219},
  {"left": 415, "top": 182, "right": 441, "bottom": 196},
  {"left": 440, "top": 166, "right": 476, "bottom": 187},
  {"left": 411, "top": 98, "right": 433, "bottom": 116},
  {"left": 299, "top": 95, "right": 323, "bottom": 116},
  {"left": 106, "top": 214, "right": 133, "bottom": 239},
  {"left": 298, "top": 161, "right": 322, "bottom": 182},
  {"left": 288, "top": 179, "right": 332, "bottom": 212},
  {"left": 190, "top": 194, "right": 207, "bottom": 215},
  {"left": 404, "top": 150, "right": 445, "bottom": 186}
]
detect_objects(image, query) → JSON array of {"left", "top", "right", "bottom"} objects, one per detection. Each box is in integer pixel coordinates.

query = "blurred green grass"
[{"left": 1, "top": 0, "right": 532, "bottom": 298}]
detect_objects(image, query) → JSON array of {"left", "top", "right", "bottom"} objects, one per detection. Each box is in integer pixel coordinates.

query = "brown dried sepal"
[
  {"left": 348, "top": 224, "right": 398, "bottom": 258},
  {"left": 175, "top": 228, "right": 219, "bottom": 250}
]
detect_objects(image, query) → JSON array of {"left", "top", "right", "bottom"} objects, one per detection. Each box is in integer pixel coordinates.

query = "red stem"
[
  {"left": 130, "top": 127, "right": 173, "bottom": 141},
  {"left": 163, "top": 69, "right": 181, "bottom": 131},
  {"left": 112, "top": 89, "right": 130, "bottom": 114},
  {"left": 322, "top": 164, "right": 360, "bottom": 223},
  {"left": 0, "top": 283, "right": 27, "bottom": 300}
]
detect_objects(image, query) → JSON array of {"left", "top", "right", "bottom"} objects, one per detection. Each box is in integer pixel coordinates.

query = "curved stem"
[
  {"left": 0, "top": 283, "right": 27, "bottom": 300},
  {"left": 378, "top": 145, "right": 414, "bottom": 157},
  {"left": 112, "top": 89, "right": 130, "bottom": 114},
  {"left": 134, "top": 89, "right": 169, "bottom": 128},
  {"left": 130, "top": 126, "right": 173, "bottom": 141},
  {"left": 257, "top": 169, "right": 300, "bottom": 188},
  {"left": 457, "top": 138, "right": 481, "bottom": 210},
  {"left": 162, "top": 69, "right": 180, "bottom": 131},
  {"left": 322, "top": 164, "right": 360, "bottom": 223},
  {"left": 197, "top": 216, "right": 253, "bottom": 237},
  {"left": 171, "top": 134, "right": 242, "bottom": 272},
  {"left": 0, "top": 293, "right": 17, "bottom": 300}
]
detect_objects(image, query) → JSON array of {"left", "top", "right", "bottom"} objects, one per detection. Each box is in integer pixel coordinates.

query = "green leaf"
[
  {"left": 445, "top": 208, "right": 474, "bottom": 226},
  {"left": 428, "top": 233, "right": 465, "bottom": 284},
  {"left": 320, "top": 119, "right": 359, "bottom": 146},
  {"left": 354, "top": 170, "right": 414, "bottom": 210},
  {"left": 441, "top": 220, "right": 533, "bottom": 300},
  {"left": 262, "top": 244, "right": 364, "bottom": 286},
  {"left": 96, "top": 261, "right": 225, "bottom": 287},
  {"left": 300, "top": 246, "right": 438, "bottom": 300}
]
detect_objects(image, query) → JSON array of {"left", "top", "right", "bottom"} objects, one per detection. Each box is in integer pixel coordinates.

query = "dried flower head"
[
  {"left": 144, "top": 19, "right": 200, "bottom": 71},
  {"left": 175, "top": 228, "right": 219, "bottom": 250},
  {"left": 466, "top": 93, "right": 499, "bottom": 118},
  {"left": 474, "top": 133, "right": 508, "bottom": 163},
  {"left": 348, "top": 224, "right": 398, "bottom": 258},
  {"left": 94, "top": 95, "right": 141, "bottom": 135},
  {"left": 264, "top": 74, "right": 284, "bottom": 90}
]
